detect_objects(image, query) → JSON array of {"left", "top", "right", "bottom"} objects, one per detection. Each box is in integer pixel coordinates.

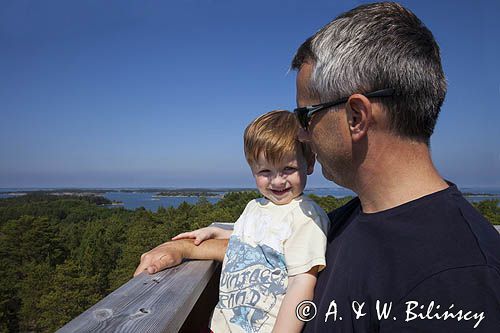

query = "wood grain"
[{"left": 58, "top": 222, "right": 234, "bottom": 333}]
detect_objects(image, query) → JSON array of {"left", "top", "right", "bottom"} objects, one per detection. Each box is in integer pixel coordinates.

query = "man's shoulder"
[
  {"left": 327, "top": 196, "right": 361, "bottom": 221},
  {"left": 423, "top": 185, "right": 500, "bottom": 265},
  {"left": 449, "top": 194, "right": 500, "bottom": 268},
  {"left": 325, "top": 197, "right": 361, "bottom": 237},
  {"left": 323, "top": 185, "right": 500, "bottom": 288}
]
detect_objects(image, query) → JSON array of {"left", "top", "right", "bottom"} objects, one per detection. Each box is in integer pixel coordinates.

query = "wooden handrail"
[
  {"left": 55, "top": 224, "right": 500, "bottom": 332},
  {"left": 58, "top": 223, "right": 234, "bottom": 333},
  {"left": 57, "top": 260, "right": 219, "bottom": 333}
]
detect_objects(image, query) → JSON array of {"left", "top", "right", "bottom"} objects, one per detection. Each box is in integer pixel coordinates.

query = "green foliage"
[
  {"left": 36, "top": 260, "right": 101, "bottom": 332},
  {"left": 17, "top": 262, "right": 53, "bottom": 332},
  {"left": 0, "top": 191, "right": 497, "bottom": 331},
  {"left": 307, "top": 194, "right": 354, "bottom": 213},
  {"left": 472, "top": 199, "right": 500, "bottom": 225}
]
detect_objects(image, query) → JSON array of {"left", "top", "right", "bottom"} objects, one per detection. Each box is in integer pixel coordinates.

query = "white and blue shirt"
[{"left": 210, "top": 195, "right": 329, "bottom": 333}]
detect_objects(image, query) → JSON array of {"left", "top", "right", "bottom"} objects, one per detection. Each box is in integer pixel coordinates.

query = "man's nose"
[{"left": 297, "top": 128, "right": 311, "bottom": 142}]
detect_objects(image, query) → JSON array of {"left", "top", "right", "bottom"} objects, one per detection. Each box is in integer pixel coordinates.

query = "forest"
[{"left": 0, "top": 192, "right": 498, "bottom": 332}]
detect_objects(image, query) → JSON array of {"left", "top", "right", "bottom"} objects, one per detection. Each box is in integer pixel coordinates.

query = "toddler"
[{"left": 174, "top": 110, "right": 329, "bottom": 333}]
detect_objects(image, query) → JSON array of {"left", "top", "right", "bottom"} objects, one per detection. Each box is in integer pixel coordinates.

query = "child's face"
[{"left": 250, "top": 150, "right": 313, "bottom": 205}]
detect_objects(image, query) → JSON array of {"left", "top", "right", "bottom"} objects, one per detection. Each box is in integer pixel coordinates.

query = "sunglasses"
[{"left": 293, "top": 88, "right": 395, "bottom": 130}]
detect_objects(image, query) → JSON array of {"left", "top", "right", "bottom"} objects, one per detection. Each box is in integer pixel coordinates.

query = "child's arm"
[
  {"left": 171, "top": 226, "right": 232, "bottom": 245},
  {"left": 272, "top": 266, "right": 319, "bottom": 333}
]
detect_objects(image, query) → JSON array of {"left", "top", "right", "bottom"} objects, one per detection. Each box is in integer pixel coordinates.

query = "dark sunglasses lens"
[
  {"left": 301, "top": 115, "right": 308, "bottom": 129},
  {"left": 295, "top": 109, "right": 308, "bottom": 129}
]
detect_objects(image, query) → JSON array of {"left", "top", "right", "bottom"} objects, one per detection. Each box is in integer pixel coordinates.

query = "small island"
[
  {"left": 463, "top": 192, "right": 498, "bottom": 197},
  {"left": 153, "top": 191, "right": 223, "bottom": 198}
]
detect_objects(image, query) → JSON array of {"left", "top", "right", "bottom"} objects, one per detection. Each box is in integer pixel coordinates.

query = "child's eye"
[
  {"left": 258, "top": 170, "right": 270, "bottom": 175},
  {"left": 284, "top": 167, "right": 297, "bottom": 172}
]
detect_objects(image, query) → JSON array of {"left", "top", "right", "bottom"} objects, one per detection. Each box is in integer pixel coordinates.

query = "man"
[{"left": 135, "top": 2, "right": 500, "bottom": 332}]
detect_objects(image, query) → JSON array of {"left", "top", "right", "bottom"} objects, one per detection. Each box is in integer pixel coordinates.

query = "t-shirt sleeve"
[
  {"left": 231, "top": 200, "right": 255, "bottom": 235},
  {"left": 380, "top": 265, "right": 500, "bottom": 332},
  {"left": 283, "top": 202, "right": 329, "bottom": 276}
]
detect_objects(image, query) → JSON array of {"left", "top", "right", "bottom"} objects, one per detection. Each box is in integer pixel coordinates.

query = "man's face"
[{"left": 296, "top": 62, "right": 353, "bottom": 188}]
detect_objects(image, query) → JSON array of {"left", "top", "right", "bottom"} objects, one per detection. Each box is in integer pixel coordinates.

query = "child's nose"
[{"left": 271, "top": 174, "right": 286, "bottom": 186}]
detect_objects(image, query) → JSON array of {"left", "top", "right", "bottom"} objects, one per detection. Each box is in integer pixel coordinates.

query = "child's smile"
[{"left": 251, "top": 151, "right": 311, "bottom": 205}]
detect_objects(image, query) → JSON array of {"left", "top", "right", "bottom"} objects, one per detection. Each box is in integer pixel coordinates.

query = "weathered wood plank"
[
  {"left": 56, "top": 222, "right": 499, "bottom": 332},
  {"left": 57, "top": 222, "right": 234, "bottom": 333},
  {"left": 57, "top": 259, "right": 220, "bottom": 333},
  {"left": 179, "top": 266, "right": 221, "bottom": 332}
]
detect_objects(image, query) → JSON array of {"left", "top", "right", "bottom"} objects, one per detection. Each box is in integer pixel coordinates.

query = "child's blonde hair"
[{"left": 244, "top": 110, "right": 314, "bottom": 166}]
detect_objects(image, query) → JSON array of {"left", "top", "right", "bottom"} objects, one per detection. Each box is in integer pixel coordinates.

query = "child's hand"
[{"left": 171, "top": 226, "right": 231, "bottom": 245}]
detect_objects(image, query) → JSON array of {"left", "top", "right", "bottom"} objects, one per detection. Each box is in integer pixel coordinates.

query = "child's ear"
[{"left": 306, "top": 155, "right": 315, "bottom": 175}]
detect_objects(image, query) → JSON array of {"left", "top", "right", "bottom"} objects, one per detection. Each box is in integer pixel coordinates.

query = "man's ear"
[{"left": 346, "top": 94, "right": 372, "bottom": 142}]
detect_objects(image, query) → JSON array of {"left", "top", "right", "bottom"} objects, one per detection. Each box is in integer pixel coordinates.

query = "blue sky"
[{"left": 1, "top": 0, "right": 499, "bottom": 188}]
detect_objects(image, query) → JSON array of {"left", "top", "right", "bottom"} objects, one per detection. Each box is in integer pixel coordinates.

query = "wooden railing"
[
  {"left": 57, "top": 223, "right": 233, "bottom": 333},
  {"left": 56, "top": 224, "right": 500, "bottom": 332}
]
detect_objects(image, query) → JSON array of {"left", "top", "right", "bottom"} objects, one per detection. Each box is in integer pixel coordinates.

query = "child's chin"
[{"left": 270, "top": 196, "right": 293, "bottom": 205}]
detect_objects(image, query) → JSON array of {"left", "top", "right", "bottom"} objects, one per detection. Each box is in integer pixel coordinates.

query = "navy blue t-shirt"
[{"left": 303, "top": 184, "right": 500, "bottom": 332}]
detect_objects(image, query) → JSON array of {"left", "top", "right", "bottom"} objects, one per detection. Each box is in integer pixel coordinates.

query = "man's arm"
[
  {"left": 272, "top": 266, "right": 318, "bottom": 333},
  {"left": 133, "top": 238, "right": 228, "bottom": 276}
]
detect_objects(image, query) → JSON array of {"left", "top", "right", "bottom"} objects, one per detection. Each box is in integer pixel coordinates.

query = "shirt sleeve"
[
  {"left": 283, "top": 202, "right": 329, "bottom": 276},
  {"left": 380, "top": 265, "right": 500, "bottom": 332},
  {"left": 231, "top": 200, "right": 255, "bottom": 235}
]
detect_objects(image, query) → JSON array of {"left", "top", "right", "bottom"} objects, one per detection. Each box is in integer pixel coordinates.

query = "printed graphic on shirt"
[
  {"left": 217, "top": 236, "right": 287, "bottom": 332},
  {"left": 232, "top": 206, "right": 292, "bottom": 252}
]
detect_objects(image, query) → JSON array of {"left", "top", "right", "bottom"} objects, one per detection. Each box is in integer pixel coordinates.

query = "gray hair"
[{"left": 292, "top": 2, "right": 447, "bottom": 144}]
